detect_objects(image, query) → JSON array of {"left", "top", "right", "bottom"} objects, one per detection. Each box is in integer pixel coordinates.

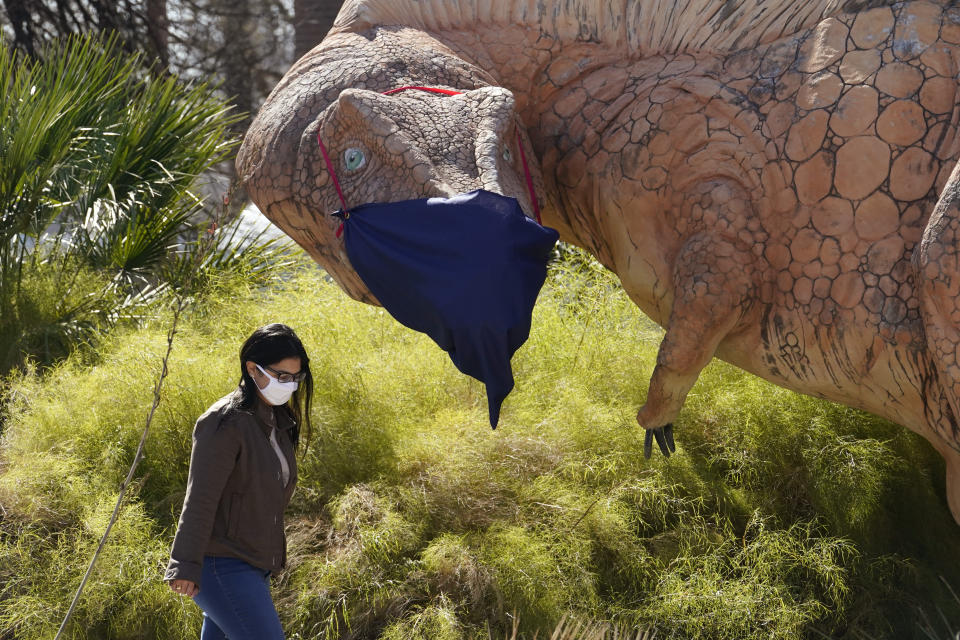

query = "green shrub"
[
  {"left": 379, "top": 597, "right": 465, "bottom": 640},
  {"left": 638, "top": 514, "right": 854, "bottom": 639},
  {"left": 2, "top": 253, "right": 959, "bottom": 639},
  {"left": 0, "top": 459, "right": 200, "bottom": 639},
  {"left": 0, "top": 33, "right": 293, "bottom": 375}
]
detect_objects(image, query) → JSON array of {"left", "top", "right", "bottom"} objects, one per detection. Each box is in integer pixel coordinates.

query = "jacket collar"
[{"left": 252, "top": 398, "right": 295, "bottom": 436}]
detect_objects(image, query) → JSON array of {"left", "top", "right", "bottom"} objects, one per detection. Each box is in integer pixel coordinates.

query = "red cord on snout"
[{"left": 317, "top": 133, "right": 348, "bottom": 239}]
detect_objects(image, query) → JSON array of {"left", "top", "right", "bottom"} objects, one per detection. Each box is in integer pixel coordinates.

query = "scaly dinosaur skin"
[{"left": 238, "top": 0, "right": 960, "bottom": 524}]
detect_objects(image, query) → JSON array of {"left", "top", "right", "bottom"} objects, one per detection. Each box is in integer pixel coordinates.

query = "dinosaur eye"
[
  {"left": 343, "top": 148, "right": 366, "bottom": 171},
  {"left": 502, "top": 146, "right": 513, "bottom": 163}
]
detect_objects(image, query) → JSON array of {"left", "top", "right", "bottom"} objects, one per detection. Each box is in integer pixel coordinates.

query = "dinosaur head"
[{"left": 239, "top": 81, "right": 544, "bottom": 303}]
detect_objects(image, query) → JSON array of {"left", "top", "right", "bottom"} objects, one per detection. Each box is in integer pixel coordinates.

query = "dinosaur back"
[{"left": 331, "top": 0, "right": 898, "bottom": 55}]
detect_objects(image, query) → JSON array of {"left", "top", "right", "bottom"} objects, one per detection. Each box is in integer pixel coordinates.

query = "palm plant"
[{"left": 0, "top": 34, "right": 291, "bottom": 374}]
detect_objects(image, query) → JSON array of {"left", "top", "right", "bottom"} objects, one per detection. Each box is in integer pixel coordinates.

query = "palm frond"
[
  {"left": 0, "top": 32, "right": 242, "bottom": 373},
  {"left": 163, "top": 217, "right": 297, "bottom": 295}
]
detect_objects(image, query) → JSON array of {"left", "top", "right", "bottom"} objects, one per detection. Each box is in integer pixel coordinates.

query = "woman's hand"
[{"left": 168, "top": 579, "right": 199, "bottom": 597}]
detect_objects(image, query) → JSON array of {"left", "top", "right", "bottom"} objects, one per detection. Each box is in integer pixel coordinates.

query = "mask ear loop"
[
  {"left": 514, "top": 127, "right": 542, "bottom": 225},
  {"left": 317, "top": 133, "right": 349, "bottom": 238}
]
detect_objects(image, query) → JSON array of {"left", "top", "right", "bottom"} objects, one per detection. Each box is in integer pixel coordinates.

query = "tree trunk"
[
  {"left": 215, "top": 0, "right": 254, "bottom": 133},
  {"left": 210, "top": 0, "right": 257, "bottom": 216},
  {"left": 293, "top": 0, "right": 341, "bottom": 60},
  {"left": 2, "top": 0, "right": 39, "bottom": 56},
  {"left": 145, "top": 0, "right": 168, "bottom": 68}
]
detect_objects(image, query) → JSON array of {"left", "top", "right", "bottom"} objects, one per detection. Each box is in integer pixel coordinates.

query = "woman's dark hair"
[{"left": 232, "top": 323, "right": 313, "bottom": 454}]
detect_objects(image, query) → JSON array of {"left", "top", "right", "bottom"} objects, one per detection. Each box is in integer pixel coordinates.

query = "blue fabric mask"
[{"left": 337, "top": 189, "right": 559, "bottom": 427}]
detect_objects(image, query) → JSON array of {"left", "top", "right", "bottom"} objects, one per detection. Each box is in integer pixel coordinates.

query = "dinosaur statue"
[{"left": 237, "top": 0, "right": 960, "bottom": 525}]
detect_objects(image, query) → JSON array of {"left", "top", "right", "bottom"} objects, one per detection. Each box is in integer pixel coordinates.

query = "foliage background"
[
  {"left": 1, "top": 2, "right": 960, "bottom": 639},
  {"left": 1, "top": 0, "right": 345, "bottom": 142},
  {"left": 0, "top": 33, "right": 299, "bottom": 377}
]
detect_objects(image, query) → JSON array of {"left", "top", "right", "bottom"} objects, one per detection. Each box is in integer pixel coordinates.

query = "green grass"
[{"left": 1, "top": 254, "right": 959, "bottom": 639}]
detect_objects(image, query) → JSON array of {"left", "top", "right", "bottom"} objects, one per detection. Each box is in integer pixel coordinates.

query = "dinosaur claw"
[
  {"left": 643, "top": 426, "right": 674, "bottom": 459},
  {"left": 653, "top": 426, "right": 671, "bottom": 458}
]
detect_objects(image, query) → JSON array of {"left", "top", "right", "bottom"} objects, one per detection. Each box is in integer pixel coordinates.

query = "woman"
[{"left": 164, "top": 323, "right": 313, "bottom": 640}]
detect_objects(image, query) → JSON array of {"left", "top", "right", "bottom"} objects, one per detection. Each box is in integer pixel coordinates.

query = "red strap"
[
  {"left": 515, "top": 128, "right": 541, "bottom": 224},
  {"left": 382, "top": 85, "right": 463, "bottom": 97},
  {"left": 318, "top": 85, "right": 544, "bottom": 235},
  {"left": 316, "top": 134, "right": 347, "bottom": 238}
]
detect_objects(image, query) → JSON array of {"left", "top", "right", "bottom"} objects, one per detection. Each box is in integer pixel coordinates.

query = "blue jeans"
[{"left": 192, "top": 556, "right": 285, "bottom": 640}]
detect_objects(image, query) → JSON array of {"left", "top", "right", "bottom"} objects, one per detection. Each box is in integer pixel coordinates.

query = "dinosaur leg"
[
  {"left": 916, "top": 162, "right": 960, "bottom": 521},
  {"left": 638, "top": 232, "right": 756, "bottom": 458}
]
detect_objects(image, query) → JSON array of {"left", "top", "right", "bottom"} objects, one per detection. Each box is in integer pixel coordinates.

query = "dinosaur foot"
[{"left": 643, "top": 423, "right": 676, "bottom": 459}]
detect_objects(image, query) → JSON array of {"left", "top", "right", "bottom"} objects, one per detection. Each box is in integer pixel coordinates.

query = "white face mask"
[{"left": 254, "top": 363, "right": 298, "bottom": 406}]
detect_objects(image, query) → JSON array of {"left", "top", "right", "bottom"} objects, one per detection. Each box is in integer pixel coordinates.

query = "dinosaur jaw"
[
  {"left": 261, "top": 198, "right": 381, "bottom": 305},
  {"left": 310, "top": 243, "right": 380, "bottom": 306}
]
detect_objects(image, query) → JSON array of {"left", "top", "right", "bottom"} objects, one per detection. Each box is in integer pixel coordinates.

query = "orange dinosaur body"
[{"left": 239, "top": 0, "right": 960, "bottom": 524}]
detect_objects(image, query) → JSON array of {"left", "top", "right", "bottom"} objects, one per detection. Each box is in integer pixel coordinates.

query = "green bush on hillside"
[{"left": 1, "top": 256, "right": 959, "bottom": 639}]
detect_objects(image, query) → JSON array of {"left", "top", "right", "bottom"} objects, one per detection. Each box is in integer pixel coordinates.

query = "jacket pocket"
[{"left": 227, "top": 492, "right": 244, "bottom": 539}]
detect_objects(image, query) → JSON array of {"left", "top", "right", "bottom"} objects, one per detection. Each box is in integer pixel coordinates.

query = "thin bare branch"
[{"left": 53, "top": 183, "right": 238, "bottom": 640}]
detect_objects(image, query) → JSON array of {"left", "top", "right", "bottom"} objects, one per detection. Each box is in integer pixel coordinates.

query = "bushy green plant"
[
  {"left": 2, "top": 253, "right": 959, "bottom": 639},
  {"left": 639, "top": 514, "right": 854, "bottom": 638},
  {"left": 379, "top": 597, "right": 465, "bottom": 640},
  {"left": 0, "top": 449, "right": 202, "bottom": 639},
  {"left": 0, "top": 34, "right": 292, "bottom": 374}
]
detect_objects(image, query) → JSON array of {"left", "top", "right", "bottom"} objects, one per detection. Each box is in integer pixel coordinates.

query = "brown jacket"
[{"left": 164, "top": 393, "right": 298, "bottom": 587}]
